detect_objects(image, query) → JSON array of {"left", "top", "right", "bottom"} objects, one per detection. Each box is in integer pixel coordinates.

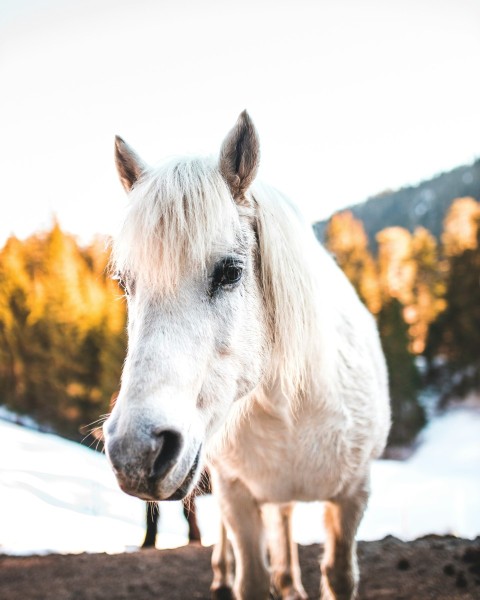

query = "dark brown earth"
[{"left": 1, "top": 535, "right": 479, "bottom": 600}]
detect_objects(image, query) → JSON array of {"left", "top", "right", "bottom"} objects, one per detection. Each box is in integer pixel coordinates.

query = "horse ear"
[
  {"left": 114, "top": 136, "right": 147, "bottom": 192},
  {"left": 219, "top": 110, "right": 260, "bottom": 202}
]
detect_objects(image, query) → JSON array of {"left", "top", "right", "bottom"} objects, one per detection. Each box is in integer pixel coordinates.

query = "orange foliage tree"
[{"left": 0, "top": 224, "right": 126, "bottom": 439}]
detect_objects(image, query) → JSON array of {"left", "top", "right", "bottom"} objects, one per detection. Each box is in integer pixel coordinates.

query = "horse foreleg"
[
  {"left": 183, "top": 500, "right": 201, "bottom": 543},
  {"left": 141, "top": 502, "right": 159, "bottom": 548},
  {"left": 211, "top": 518, "right": 234, "bottom": 599},
  {"left": 262, "top": 503, "right": 308, "bottom": 600},
  {"left": 210, "top": 469, "right": 270, "bottom": 600},
  {"left": 320, "top": 477, "right": 369, "bottom": 600}
]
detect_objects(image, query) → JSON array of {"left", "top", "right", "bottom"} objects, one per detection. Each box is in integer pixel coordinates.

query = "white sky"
[{"left": 1, "top": 0, "right": 479, "bottom": 245}]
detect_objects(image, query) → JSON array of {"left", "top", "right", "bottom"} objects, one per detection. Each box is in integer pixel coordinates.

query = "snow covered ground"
[{"left": 0, "top": 407, "right": 479, "bottom": 555}]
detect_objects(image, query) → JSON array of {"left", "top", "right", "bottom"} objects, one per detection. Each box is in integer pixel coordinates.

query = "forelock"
[{"left": 111, "top": 156, "right": 245, "bottom": 294}]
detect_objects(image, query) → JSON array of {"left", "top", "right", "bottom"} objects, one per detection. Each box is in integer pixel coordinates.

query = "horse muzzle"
[{"left": 104, "top": 426, "right": 202, "bottom": 501}]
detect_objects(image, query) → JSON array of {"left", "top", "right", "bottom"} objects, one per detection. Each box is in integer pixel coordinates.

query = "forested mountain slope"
[{"left": 314, "top": 159, "right": 480, "bottom": 251}]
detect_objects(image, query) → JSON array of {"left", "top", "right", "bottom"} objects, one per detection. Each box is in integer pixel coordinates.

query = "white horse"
[{"left": 104, "top": 111, "right": 390, "bottom": 600}]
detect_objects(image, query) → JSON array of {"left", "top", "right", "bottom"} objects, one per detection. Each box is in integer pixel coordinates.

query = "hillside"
[{"left": 314, "top": 159, "right": 480, "bottom": 251}]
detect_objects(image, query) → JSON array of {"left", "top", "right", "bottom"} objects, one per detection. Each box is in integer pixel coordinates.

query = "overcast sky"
[{"left": 1, "top": 0, "right": 479, "bottom": 244}]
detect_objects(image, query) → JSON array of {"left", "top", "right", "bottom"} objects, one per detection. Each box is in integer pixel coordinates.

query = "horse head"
[{"left": 103, "top": 112, "right": 268, "bottom": 501}]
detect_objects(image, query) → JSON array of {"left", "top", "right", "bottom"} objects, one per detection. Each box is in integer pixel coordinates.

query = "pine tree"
[
  {"left": 378, "top": 299, "right": 425, "bottom": 445},
  {"left": 442, "top": 197, "right": 480, "bottom": 258},
  {"left": 405, "top": 228, "right": 446, "bottom": 354},
  {"left": 376, "top": 227, "right": 427, "bottom": 444},
  {"left": 0, "top": 224, "right": 126, "bottom": 440},
  {"left": 325, "top": 211, "right": 381, "bottom": 314},
  {"left": 427, "top": 212, "right": 480, "bottom": 395}
]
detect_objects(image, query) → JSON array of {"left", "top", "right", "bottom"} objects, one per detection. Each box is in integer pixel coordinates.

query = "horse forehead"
[{"left": 131, "top": 281, "right": 212, "bottom": 326}]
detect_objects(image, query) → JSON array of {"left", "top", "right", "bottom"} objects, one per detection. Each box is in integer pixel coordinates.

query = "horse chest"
[{"left": 217, "top": 401, "right": 352, "bottom": 504}]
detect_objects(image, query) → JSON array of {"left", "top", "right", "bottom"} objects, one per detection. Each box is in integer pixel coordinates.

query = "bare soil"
[{"left": 1, "top": 535, "right": 479, "bottom": 599}]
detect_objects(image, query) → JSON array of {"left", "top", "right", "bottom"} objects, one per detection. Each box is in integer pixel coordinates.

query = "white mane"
[{"left": 251, "top": 181, "right": 337, "bottom": 402}]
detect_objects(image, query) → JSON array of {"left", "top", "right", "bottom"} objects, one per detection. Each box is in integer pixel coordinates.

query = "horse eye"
[
  {"left": 212, "top": 258, "right": 244, "bottom": 290},
  {"left": 224, "top": 262, "right": 242, "bottom": 284}
]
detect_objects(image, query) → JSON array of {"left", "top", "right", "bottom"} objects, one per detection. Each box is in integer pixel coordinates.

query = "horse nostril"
[{"left": 150, "top": 429, "right": 183, "bottom": 481}]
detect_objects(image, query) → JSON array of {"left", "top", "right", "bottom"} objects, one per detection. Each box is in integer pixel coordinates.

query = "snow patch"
[{"left": 0, "top": 407, "right": 479, "bottom": 555}]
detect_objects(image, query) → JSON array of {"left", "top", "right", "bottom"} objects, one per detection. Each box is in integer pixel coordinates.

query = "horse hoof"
[
  {"left": 211, "top": 585, "right": 235, "bottom": 600},
  {"left": 270, "top": 589, "right": 308, "bottom": 600},
  {"left": 284, "top": 592, "right": 309, "bottom": 600}
]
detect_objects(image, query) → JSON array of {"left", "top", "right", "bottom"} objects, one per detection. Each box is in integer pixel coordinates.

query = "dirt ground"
[{"left": 1, "top": 535, "right": 479, "bottom": 600}]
